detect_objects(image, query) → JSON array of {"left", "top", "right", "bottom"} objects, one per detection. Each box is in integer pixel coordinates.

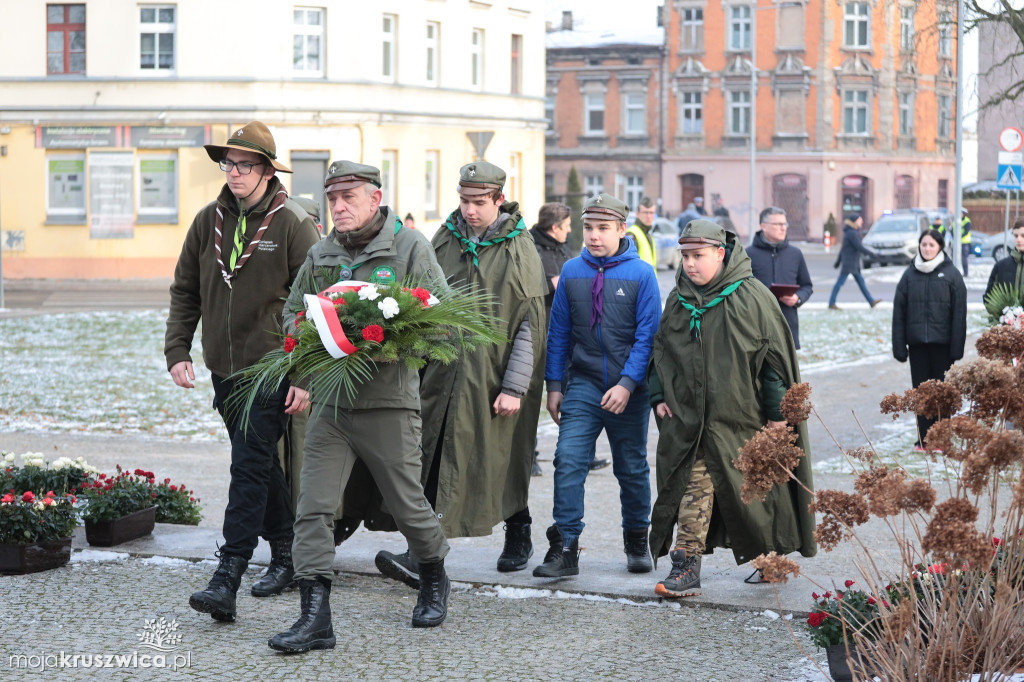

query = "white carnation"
[
  {"left": 358, "top": 284, "right": 381, "bottom": 301},
  {"left": 378, "top": 297, "right": 400, "bottom": 319}
]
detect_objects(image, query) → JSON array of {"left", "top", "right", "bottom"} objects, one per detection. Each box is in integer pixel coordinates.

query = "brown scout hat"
[{"left": 203, "top": 121, "right": 292, "bottom": 173}]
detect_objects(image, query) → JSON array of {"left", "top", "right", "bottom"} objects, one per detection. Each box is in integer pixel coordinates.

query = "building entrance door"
[
  {"left": 679, "top": 173, "right": 704, "bottom": 214},
  {"left": 840, "top": 175, "right": 871, "bottom": 228},
  {"left": 771, "top": 173, "right": 809, "bottom": 240}
]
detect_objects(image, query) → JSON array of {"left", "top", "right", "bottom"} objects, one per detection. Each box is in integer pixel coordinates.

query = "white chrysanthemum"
[
  {"left": 358, "top": 284, "right": 381, "bottom": 301},
  {"left": 2, "top": 451, "right": 15, "bottom": 464},
  {"left": 378, "top": 297, "right": 400, "bottom": 319},
  {"left": 23, "top": 452, "right": 46, "bottom": 468}
]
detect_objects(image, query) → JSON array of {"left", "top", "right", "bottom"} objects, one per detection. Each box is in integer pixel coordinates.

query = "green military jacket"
[
  {"left": 420, "top": 202, "right": 547, "bottom": 537},
  {"left": 649, "top": 233, "right": 817, "bottom": 565}
]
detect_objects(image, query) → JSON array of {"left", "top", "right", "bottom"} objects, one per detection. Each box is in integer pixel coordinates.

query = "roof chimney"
[{"left": 561, "top": 11, "right": 573, "bottom": 31}]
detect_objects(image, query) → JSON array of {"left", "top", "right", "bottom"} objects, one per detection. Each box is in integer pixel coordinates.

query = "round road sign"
[{"left": 1000, "top": 127, "right": 1024, "bottom": 152}]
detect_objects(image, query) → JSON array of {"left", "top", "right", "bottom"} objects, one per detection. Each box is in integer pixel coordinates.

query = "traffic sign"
[
  {"left": 997, "top": 164, "right": 1022, "bottom": 189},
  {"left": 1000, "top": 127, "right": 1024, "bottom": 152}
]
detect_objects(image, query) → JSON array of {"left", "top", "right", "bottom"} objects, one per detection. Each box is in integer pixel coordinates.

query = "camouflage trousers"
[{"left": 673, "top": 455, "right": 714, "bottom": 554}]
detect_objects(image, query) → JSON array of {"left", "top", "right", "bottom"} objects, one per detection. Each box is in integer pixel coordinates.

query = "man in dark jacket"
[
  {"left": 984, "top": 217, "right": 1024, "bottom": 301},
  {"left": 165, "top": 121, "right": 320, "bottom": 623},
  {"left": 746, "top": 206, "right": 813, "bottom": 348},
  {"left": 827, "top": 213, "right": 881, "bottom": 310}
]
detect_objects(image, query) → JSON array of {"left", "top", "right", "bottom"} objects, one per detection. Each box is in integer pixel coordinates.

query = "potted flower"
[
  {"left": 806, "top": 581, "right": 886, "bottom": 681},
  {"left": 0, "top": 489, "right": 79, "bottom": 574},
  {"left": 79, "top": 466, "right": 158, "bottom": 546},
  {"left": 153, "top": 478, "right": 203, "bottom": 525}
]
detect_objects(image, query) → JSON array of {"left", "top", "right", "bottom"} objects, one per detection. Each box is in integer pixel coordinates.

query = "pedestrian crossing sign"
[{"left": 997, "top": 163, "right": 1022, "bottom": 189}]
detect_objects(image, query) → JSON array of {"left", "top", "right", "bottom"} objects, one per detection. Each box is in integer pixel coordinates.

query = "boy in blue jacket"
[{"left": 533, "top": 193, "right": 663, "bottom": 578}]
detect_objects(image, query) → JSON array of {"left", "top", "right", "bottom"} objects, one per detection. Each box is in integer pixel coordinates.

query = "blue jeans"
[
  {"left": 828, "top": 270, "right": 875, "bottom": 306},
  {"left": 551, "top": 379, "right": 651, "bottom": 546}
]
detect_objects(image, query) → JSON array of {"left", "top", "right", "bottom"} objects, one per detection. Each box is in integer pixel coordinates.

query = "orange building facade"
[{"left": 658, "top": 0, "right": 957, "bottom": 239}]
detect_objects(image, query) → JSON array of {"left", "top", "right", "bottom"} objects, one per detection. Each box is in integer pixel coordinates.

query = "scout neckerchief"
[
  {"left": 443, "top": 212, "right": 525, "bottom": 268},
  {"left": 677, "top": 279, "right": 744, "bottom": 341},
  {"left": 583, "top": 249, "right": 624, "bottom": 329},
  {"left": 214, "top": 189, "right": 287, "bottom": 288}
]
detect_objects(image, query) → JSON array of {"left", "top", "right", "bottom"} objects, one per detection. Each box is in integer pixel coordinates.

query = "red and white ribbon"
[{"left": 303, "top": 280, "right": 368, "bottom": 359}]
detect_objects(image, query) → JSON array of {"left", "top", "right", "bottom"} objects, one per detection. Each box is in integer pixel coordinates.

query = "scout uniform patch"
[{"left": 370, "top": 266, "right": 396, "bottom": 284}]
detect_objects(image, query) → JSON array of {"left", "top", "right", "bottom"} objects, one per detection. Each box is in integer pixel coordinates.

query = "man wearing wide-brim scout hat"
[
  {"left": 202, "top": 121, "right": 292, "bottom": 210},
  {"left": 204, "top": 120, "right": 292, "bottom": 172}
]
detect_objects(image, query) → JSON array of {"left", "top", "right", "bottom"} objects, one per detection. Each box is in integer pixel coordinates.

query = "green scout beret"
[
  {"left": 292, "top": 196, "right": 320, "bottom": 221},
  {"left": 203, "top": 121, "right": 292, "bottom": 173},
  {"left": 457, "top": 161, "right": 505, "bottom": 196},
  {"left": 582, "top": 193, "right": 629, "bottom": 221},
  {"left": 678, "top": 219, "right": 727, "bottom": 251},
  {"left": 325, "top": 160, "right": 382, "bottom": 192}
]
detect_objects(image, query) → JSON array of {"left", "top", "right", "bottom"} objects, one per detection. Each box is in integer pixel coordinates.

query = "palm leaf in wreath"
[{"left": 983, "top": 283, "right": 1024, "bottom": 324}]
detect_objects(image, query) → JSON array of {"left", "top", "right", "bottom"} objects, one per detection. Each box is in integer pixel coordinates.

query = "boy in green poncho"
[{"left": 648, "top": 220, "right": 816, "bottom": 598}]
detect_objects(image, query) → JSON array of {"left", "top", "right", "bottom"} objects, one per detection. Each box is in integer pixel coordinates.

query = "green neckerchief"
[
  {"left": 444, "top": 213, "right": 525, "bottom": 268},
  {"left": 676, "top": 279, "right": 744, "bottom": 341},
  {"left": 229, "top": 214, "right": 246, "bottom": 270}
]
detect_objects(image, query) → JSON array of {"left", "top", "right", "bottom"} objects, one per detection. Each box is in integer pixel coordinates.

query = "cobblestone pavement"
[{"left": 2, "top": 552, "right": 829, "bottom": 680}]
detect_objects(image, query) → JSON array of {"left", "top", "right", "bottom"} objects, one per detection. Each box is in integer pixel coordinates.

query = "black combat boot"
[
  {"left": 623, "top": 528, "right": 653, "bottom": 573},
  {"left": 189, "top": 551, "right": 248, "bottom": 622},
  {"left": 251, "top": 538, "right": 297, "bottom": 597},
  {"left": 375, "top": 548, "right": 420, "bottom": 590},
  {"left": 267, "top": 577, "right": 336, "bottom": 653},
  {"left": 411, "top": 559, "right": 451, "bottom": 628},
  {"left": 532, "top": 538, "right": 580, "bottom": 578},
  {"left": 542, "top": 524, "right": 563, "bottom": 564},
  {"left": 496, "top": 522, "right": 533, "bottom": 572},
  {"left": 654, "top": 548, "right": 702, "bottom": 598}
]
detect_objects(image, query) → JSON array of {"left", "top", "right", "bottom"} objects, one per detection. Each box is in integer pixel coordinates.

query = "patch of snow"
[
  {"left": 473, "top": 584, "right": 681, "bottom": 609},
  {"left": 138, "top": 555, "right": 192, "bottom": 567},
  {"left": 72, "top": 549, "right": 127, "bottom": 563},
  {"left": 762, "top": 609, "right": 780, "bottom": 620}
]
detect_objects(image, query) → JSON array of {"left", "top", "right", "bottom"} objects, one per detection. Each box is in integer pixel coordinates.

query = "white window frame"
[
  {"left": 680, "top": 91, "right": 703, "bottom": 135},
  {"left": 899, "top": 6, "right": 914, "bottom": 52},
  {"left": 510, "top": 33, "right": 523, "bottom": 95},
  {"left": 137, "top": 151, "right": 178, "bottom": 223},
  {"left": 426, "top": 21, "right": 440, "bottom": 86},
  {"left": 843, "top": 2, "right": 869, "bottom": 49},
  {"left": 898, "top": 91, "right": 914, "bottom": 136},
  {"left": 584, "top": 92, "right": 605, "bottom": 135},
  {"left": 623, "top": 92, "right": 646, "bottom": 136},
  {"left": 507, "top": 152, "right": 521, "bottom": 202},
  {"left": 138, "top": 4, "right": 175, "bottom": 74},
  {"left": 471, "top": 28, "right": 484, "bottom": 90},
  {"left": 545, "top": 93, "right": 556, "bottom": 131},
  {"left": 381, "top": 150, "right": 397, "bottom": 207},
  {"left": 938, "top": 12, "right": 952, "bottom": 58},
  {"left": 729, "top": 6, "right": 751, "bottom": 51},
  {"left": 729, "top": 89, "right": 751, "bottom": 135},
  {"left": 620, "top": 175, "right": 644, "bottom": 210},
  {"left": 584, "top": 174, "right": 603, "bottom": 198},
  {"left": 424, "top": 150, "right": 439, "bottom": 217},
  {"left": 382, "top": 14, "right": 397, "bottom": 82},
  {"left": 843, "top": 89, "right": 870, "bottom": 135},
  {"left": 680, "top": 7, "right": 703, "bottom": 52},
  {"left": 46, "top": 152, "right": 87, "bottom": 222},
  {"left": 938, "top": 94, "right": 952, "bottom": 137},
  {"left": 292, "top": 7, "right": 324, "bottom": 77}
]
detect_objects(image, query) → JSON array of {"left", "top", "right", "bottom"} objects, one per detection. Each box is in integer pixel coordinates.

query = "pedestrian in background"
[
  {"left": 985, "top": 217, "right": 1024, "bottom": 299},
  {"left": 746, "top": 206, "right": 813, "bottom": 348},
  {"left": 404, "top": 212, "right": 417, "bottom": 230},
  {"left": 626, "top": 196, "right": 657, "bottom": 270},
  {"left": 676, "top": 202, "right": 701, "bottom": 236},
  {"left": 165, "top": 121, "right": 320, "bottom": 623},
  {"left": 892, "top": 229, "right": 966, "bottom": 452},
  {"left": 827, "top": 213, "right": 881, "bottom": 310},
  {"left": 529, "top": 202, "right": 609, "bottom": 475},
  {"left": 533, "top": 193, "right": 661, "bottom": 579},
  {"left": 959, "top": 208, "right": 972, "bottom": 277}
]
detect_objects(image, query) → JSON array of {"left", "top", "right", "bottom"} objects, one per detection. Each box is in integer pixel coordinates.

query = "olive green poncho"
[{"left": 649, "top": 233, "right": 816, "bottom": 565}]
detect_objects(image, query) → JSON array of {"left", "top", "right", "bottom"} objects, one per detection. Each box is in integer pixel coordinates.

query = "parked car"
[
  {"left": 861, "top": 211, "right": 930, "bottom": 268},
  {"left": 977, "top": 229, "right": 1016, "bottom": 260},
  {"left": 650, "top": 218, "right": 681, "bottom": 270}
]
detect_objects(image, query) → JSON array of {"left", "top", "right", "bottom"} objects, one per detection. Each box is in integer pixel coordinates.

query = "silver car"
[{"left": 861, "top": 212, "right": 930, "bottom": 268}]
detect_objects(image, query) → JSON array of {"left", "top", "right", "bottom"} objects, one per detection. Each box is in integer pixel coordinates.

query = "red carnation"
[
  {"left": 867, "top": 597, "right": 876, "bottom": 605},
  {"left": 297, "top": 311, "right": 305, "bottom": 318},
  {"left": 410, "top": 288, "right": 432, "bottom": 305},
  {"left": 811, "top": 592, "right": 819, "bottom": 600},
  {"left": 21, "top": 491, "right": 35, "bottom": 503},
  {"left": 362, "top": 325, "right": 385, "bottom": 343},
  {"left": 284, "top": 335, "right": 298, "bottom": 353},
  {"left": 807, "top": 612, "right": 826, "bottom": 627},
  {"left": 170, "top": 485, "right": 177, "bottom": 492},
  {"left": 993, "top": 537, "right": 1002, "bottom": 546},
  {"left": 1, "top": 493, "right": 14, "bottom": 504},
  {"left": 844, "top": 579, "right": 855, "bottom": 588}
]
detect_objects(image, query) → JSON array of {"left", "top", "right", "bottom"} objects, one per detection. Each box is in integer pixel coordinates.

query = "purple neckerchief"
[{"left": 584, "top": 257, "right": 623, "bottom": 328}]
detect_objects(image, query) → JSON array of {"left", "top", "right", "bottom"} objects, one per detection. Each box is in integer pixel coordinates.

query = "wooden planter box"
[
  {"left": 0, "top": 537, "right": 73, "bottom": 574},
  {"left": 84, "top": 505, "right": 157, "bottom": 546}
]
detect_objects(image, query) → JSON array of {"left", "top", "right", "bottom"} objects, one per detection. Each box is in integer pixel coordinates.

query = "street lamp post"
[
  {"left": 748, "top": 5, "right": 757, "bottom": 246},
  {"left": 952, "top": 0, "right": 965, "bottom": 271}
]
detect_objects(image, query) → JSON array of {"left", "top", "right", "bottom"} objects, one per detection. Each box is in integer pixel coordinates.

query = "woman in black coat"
[{"left": 892, "top": 229, "right": 967, "bottom": 451}]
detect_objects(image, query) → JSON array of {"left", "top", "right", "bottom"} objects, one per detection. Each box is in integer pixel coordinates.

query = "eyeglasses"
[{"left": 219, "top": 159, "right": 264, "bottom": 175}]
